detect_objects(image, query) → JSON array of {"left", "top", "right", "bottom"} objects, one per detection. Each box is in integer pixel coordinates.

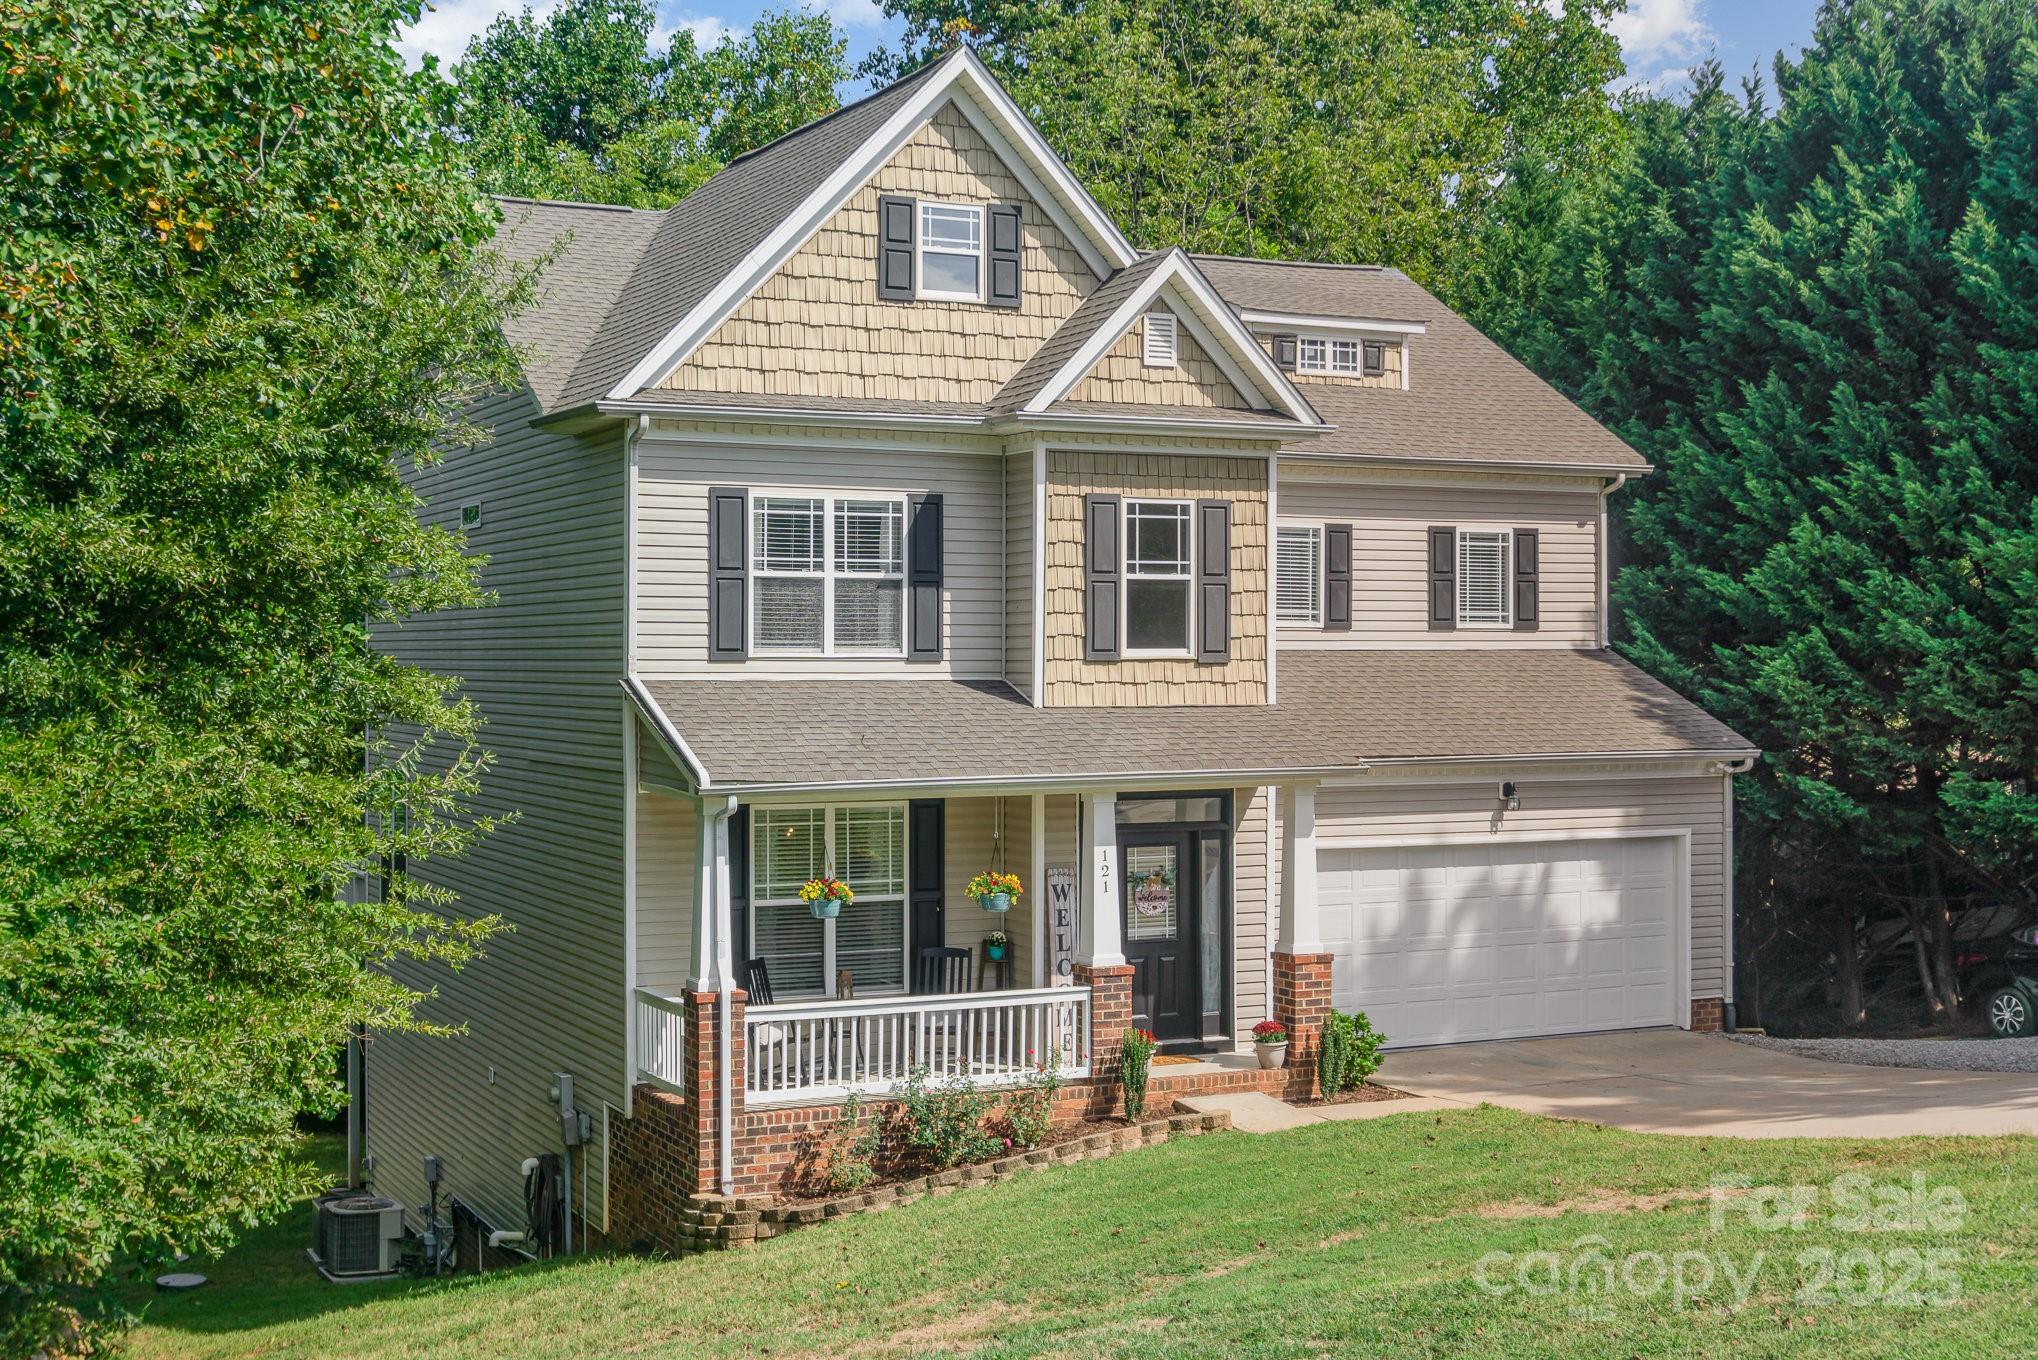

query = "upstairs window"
[
  {"left": 752, "top": 495, "right": 906, "bottom": 654},
  {"left": 1298, "top": 337, "right": 1362, "bottom": 375},
  {"left": 917, "top": 203, "right": 983, "bottom": 301},
  {"left": 1276, "top": 524, "right": 1323, "bottom": 625},
  {"left": 1124, "top": 499, "right": 1193, "bottom": 653},
  {"left": 1457, "top": 529, "right": 1512, "bottom": 627}
]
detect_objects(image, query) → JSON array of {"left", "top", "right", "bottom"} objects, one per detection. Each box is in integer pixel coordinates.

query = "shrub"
[
  {"left": 824, "top": 1091, "right": 883, "bottom": 1192},
  {"left": 1119, "top": 1028, "right": 1157, "bottom": 1120},
  {"left": 894, "top": 1067, "right": 1002, "bottom": 1169},
  {"left": 1001, "top": 1050, "right": 1062, "bottom": 1149},
  {"left": 1318, "top": 1009, "right": 1388, "bottom": 1096}
]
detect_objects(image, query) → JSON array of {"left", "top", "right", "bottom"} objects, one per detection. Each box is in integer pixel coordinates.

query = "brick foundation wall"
[{"left": 1690, "top": 997, "right": 1725, "bottom": 1033}]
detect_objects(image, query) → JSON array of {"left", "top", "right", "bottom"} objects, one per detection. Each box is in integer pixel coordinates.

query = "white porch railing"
[
  {"left": 634, "top": 988, "right": 688, "bottom": 1094},
  {"left": 745, "top": 987, "right": 1091, "bottom": 1107}
]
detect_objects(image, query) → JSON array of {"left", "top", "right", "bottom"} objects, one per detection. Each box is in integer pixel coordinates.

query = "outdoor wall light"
[{"left": 1499, "top": 781, "right": 1521, "bottom": 812}]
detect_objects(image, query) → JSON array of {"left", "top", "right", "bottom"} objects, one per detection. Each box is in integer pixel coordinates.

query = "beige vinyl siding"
[
  {"left": 661, "top": 102, "right": 1098, "bottom": 403},
  {"left": 1069, "top": 308, "right": 1250, "bottom": 409},
  {"left": 636, "top": 786, "right": 698, "bottom": 995},
  {"left": 1306, "top": 774, "right": 1728, "bottom": 1003},
  {"left": 1004, "top": 442, "right": 1034, "bottom": 697},
  {"left": 1232, "top": 785, "right": 1270, "bottom": 1042},
  {"left": 369, "top": 387, "right": 627, "bottom": 1238},
  {"left": 1277, "top": 466, "right": 1600, "bottom": 648},
  {"left": 941, "top": 796, "right": 1034, "bottom": 984},
  {"left": 635, "top": 436, "right": 1006, "bottom": 676}
]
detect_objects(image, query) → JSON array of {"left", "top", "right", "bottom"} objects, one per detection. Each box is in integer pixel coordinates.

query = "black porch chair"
[
  {"left": 913, "top": 946, "right": 974, "bottom": 995},
  {"left": 743, "top": 957, "right": 775, "bottom": 1006}
]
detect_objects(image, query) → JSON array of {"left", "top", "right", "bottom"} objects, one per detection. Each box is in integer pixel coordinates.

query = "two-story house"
[{"left": 359, "top": 48, "right": 1755, "bottom": 1257}]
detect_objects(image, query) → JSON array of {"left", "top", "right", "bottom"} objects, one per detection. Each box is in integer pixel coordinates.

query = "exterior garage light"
[{"left": 1499, "top": 781, "right": 1521, "bottom": 812}]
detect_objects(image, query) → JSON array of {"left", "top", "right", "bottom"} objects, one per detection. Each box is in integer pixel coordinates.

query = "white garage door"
[{"left": 1319, "top": 837, "right": 1679, "bottom": 1047}]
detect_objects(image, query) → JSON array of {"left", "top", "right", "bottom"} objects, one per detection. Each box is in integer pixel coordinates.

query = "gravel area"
[{"left": 1728, "top": 1033, "right": 2038, "bottom": 1072}]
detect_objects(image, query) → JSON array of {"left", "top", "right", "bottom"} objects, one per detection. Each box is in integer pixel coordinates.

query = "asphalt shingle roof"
[
  {"left": 1193, "top": 256, "right": 1649, "bottom": 469},
  {"left": 637, "top": 649, "right": 1753, "bottom": 791},
  {"left": 492, "top": 199, "right": 666, "bottom": 412}
]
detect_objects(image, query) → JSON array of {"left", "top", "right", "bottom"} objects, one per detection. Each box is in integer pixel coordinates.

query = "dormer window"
[
  {"left": 1298, "top": 336, "right": 1366, "bottom": 376},
  {"left": 917, "top": 203, "right": 983, "bottom": 301}
]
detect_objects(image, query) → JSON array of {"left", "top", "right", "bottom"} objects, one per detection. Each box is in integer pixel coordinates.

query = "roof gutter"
[
  {"left": 619, "top": 676, "right": 710, "bottom": 789},
  {"left": 696, "top": 762, "right": 1370, "bottom": 800},
  {"left": 552, "top": 399, "right": 1336, "bottom": 443},
  {"left": 1357, "top": 748, "right": 1760, "bottom": 769},
  {"left": 1278, "top": 450, "right": 1653, "bottom": 478}
]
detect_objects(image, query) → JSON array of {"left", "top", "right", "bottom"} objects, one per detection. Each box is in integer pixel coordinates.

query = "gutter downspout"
[
  {"left": 714, "top": 794, "right": 739, "bottom": 1198},
  {"left": 1598, "top": 473, "right": 1627, "bottom": 650},
  {"left": 1718, "top": 755, "right": 1755, "bottom": 1032}
]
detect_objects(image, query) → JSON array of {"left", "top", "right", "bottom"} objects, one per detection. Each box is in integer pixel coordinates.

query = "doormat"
[{"left": 1150, "top": 1055, "right": 1203, "bottom": 1067}]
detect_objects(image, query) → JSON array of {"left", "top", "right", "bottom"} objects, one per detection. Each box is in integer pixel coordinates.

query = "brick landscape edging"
[{"left": 648, "top": 1109, "right": 1231, "bottom": 1255}]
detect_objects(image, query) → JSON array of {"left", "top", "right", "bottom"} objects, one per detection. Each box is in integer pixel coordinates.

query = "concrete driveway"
[{"left": 1377, "top": 1029, "right": 2038, "bottom": 1138}]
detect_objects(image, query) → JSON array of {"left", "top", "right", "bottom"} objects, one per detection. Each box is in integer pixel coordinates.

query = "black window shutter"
[
  {"left": 1084, "top": 493, "right": 1121, "bottom": 660},
  {"left": 1196, "top": 500, "right": 1231, "bottom": 664},
  {"left": 877, "top": 195, "right": 916, "bottom": 300},
  {"left": 708, "top": 487, "right": 748, "bottom": 660},
  {"left": 1273, "top": 334, "right": 1298, "bottom": 371},
  {"left": 908, "top": 799, "right": 945, "bottom": 990},
  {"left": 1324, "top": 522, "right": 1353, "bottom": 630},
  {"left": 1428, "top": 525, "right": 1457, "bottom": 631},
  {"left": 908, "top": 493, "right": 943, "bottom": 661},
  {"left": 987, "top": 203, "right": 1022, "bottom": 309},
  {"left": 728, "top": 804, "right": 752, "bottom": 976},
  {"left": 1513, "top": 527, "right": 1540, "bottom": 631}
]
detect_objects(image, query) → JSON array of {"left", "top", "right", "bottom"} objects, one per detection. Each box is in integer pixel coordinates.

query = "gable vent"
[{"left": 1142, "top": 312, "right": 1179, "bottom": 368}]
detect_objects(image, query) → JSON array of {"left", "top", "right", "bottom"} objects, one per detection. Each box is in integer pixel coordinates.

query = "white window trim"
[
  {"left": 1142, "top": 312, "right": 1179, "bottom": 368},
  {"left": 1456, "top": 526, "right": 1513, "bottom": 629},
  {"left": 1291, "top": 331, "right": 1403, "bottom": 382},
  {"left": 1122, "top": 497, "right": 1196, "bottom": 658},
  {"left": 749, "top": 491, "right": 908, "bottom": 658},
  {"left": 749, "top": 801, "right": 911, "bottom": 1000},
  {"left": 1275, "top": 521, "right": 1324, "bottom": 628},
  {"left": 915, "top": 201, "right": 985, "bottom": 303}
]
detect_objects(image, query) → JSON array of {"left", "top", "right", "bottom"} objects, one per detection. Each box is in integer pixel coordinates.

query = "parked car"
[{"left": 1957, "top": 926, "right": 2038, "bottom": 1037}]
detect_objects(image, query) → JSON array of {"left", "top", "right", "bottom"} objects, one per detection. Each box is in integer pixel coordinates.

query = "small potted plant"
[
  {"left": 1252, "top": 1019, "right": 1289, "bottom": 1069},
  {"left": 967, "top": 870, "right": 1022, "bottom": 913},
  {"left": 800, "top": 876, "right": 854, "bottom": 920},
  {"left": 985, "top": 930, "right": 1010, "bottom": 961}
]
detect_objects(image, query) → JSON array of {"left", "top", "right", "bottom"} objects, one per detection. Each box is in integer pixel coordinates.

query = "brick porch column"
[
  {"left": 679, "top": 987, "right": 747, "bottom": 1195},
  {"left": 1075, "top": 962, "right": 1135, "bottom": 1085},
  {"left": 1272, "top": 952, "right": 1333, "bottom": 1076}
]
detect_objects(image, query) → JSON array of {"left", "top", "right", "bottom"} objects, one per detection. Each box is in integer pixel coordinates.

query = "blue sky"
[{"left": 400, "top": 0, "right": 1828, "bottom": 102}]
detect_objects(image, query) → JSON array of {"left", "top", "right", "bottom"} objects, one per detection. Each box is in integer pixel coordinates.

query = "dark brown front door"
[{"left": 1121, "top": 829, "right": 1199, "bottom": 1043}]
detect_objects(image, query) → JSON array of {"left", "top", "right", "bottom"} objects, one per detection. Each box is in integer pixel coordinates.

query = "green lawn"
[{"left": 123, "top": 1109, "right": 2037, "bottom": 1359}]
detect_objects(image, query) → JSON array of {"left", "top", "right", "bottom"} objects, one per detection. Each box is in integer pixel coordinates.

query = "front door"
[{"left": 1121, "top": 830, "right": 1199, "bottom": 1043}]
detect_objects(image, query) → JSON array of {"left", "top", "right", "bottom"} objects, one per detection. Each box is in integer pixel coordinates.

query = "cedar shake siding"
[
  {"left": 659, "top": 104, "right": 1100, "bottom": 403},
  {"left": 1042, "top": 448, "right": 1270, "bottom": 706},
  {"left": 1070, "top": 307, "right": 1252, "bottom": 409},
  {"left": 1276, "top": 466, "right": 1603, "bottom": 650},
  {"left": 370, "top": 388, "right": 628, "bottom": 1238}
]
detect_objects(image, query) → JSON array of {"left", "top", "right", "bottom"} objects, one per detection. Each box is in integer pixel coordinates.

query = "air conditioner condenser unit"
[{"left": 311, "top": 1192, "right": 404, "bottom": 1282}]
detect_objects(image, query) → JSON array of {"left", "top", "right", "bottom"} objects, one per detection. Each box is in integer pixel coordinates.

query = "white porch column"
[
  {"left": 1277, "top": 783, "right": 1322, "bottom": 954},
  {"left": 1076, "top": 791, "right": 1124, "bottom": 967},
  {"left": 686, "top": 797, "right": 734, "bottom": 992}
]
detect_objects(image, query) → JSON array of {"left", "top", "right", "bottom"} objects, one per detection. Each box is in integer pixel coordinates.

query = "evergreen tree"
[{"left": 1478, "top": 0, "right": 2038, "bottom": 1028}]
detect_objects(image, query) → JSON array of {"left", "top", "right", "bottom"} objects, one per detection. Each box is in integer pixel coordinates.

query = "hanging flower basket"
[
  {"left": 967, "top": 870, "right": 1022, "bottom": 913},
  {"left": 800, "top": 877, "right": 854, "bottom": 920}
]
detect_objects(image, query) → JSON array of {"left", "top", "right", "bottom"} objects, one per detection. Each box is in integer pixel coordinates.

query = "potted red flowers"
[{"left": 1252, "top": 1019, "right": 1289, "bottom": 1069}]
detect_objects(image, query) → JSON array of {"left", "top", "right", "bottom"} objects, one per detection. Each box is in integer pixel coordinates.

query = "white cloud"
[
  {"left": 810, "top": 0, "right": 885, "bottom": 28},
  {"left": 1607, "top": 0, "right": 1712, "bottom": 69},
  {"left": 398, "top": 0, "right": 558, "bottom": 68}
]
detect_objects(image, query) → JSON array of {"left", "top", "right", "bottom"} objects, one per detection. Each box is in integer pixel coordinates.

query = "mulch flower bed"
[
  {"left": 754, "top": 1110, "right": 1229, "bottom": 1241},
  {"left": 1290, "top": 1081, "right": 1416, "bottom": 1108}
]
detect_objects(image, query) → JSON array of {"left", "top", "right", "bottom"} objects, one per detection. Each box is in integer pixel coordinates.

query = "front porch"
[{"left": 619, "top": 774, "right": 1341, "bottom": 1226}]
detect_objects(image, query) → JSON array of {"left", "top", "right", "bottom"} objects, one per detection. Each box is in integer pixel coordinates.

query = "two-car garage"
[{"left": 1316, "top": 836, "right": 1684, "bottom": 1047}]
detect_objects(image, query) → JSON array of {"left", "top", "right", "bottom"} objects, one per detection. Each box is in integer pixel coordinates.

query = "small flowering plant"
[
  {"left": 966, "top": 870, "right": 1022, "bottom": 899},
  {"left": 1252, "top": 1020, "right": 1289, "bottom": 1046},
  {"left": 985, "top": 930, "right": 1010, "bottom": 948},
  {"left": 800, "top": 877, "right": 854, "bottom": 906}
]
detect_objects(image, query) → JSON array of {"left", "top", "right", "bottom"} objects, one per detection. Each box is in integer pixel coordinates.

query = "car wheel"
[{"left": 1987, "top": 985, "right": 2037, "bottom": 1038}]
